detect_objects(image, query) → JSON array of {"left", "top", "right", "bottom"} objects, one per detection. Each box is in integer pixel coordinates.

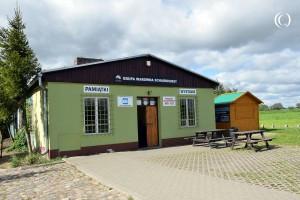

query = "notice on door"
[
  {"left": 117, "top": 96, "right": 133, "bottom": 107},
  {"left": 163, "top": 96, "right": 176, "bottom": 106}
]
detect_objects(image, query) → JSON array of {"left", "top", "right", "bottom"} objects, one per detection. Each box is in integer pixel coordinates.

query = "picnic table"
[
  {"left": 185, "top": 129, "right": 231, "bottom": 148},
  {"left": 231, "top": 130, "right": 273, "bottom": 151}
]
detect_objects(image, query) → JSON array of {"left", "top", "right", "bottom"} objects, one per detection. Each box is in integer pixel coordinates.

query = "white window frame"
[
  {"left": 180, "top": 98, "right": 197, "bottom": 128},
  {"left": 83, "top": 97, "right": 110, "bottom": 135}
]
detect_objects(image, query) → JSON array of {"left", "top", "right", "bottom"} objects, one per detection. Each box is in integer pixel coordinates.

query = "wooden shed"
[{"left": 214, "top": 91, "right": 263, "bottom": 131}]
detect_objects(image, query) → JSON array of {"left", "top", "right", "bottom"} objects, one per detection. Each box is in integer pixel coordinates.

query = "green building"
[{"left": 29, "top": 54, "right": 218, "bottom": 158}]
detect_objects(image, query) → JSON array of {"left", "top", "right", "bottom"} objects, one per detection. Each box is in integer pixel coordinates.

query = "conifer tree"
[{"left": 0, "top": 6, "right": 41, "bottom": 153}]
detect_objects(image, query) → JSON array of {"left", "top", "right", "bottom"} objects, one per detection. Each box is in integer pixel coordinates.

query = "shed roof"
[
  {"left": 214, "top": 91, "right": 263, "bottom": 105},
  {"left": 214, "top": 92, "right": 245, "bottom": 104}
]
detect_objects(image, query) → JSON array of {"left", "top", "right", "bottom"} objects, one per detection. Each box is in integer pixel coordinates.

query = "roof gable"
[{"left": 40, "top": 54, "right": 218, "bottom": 88}]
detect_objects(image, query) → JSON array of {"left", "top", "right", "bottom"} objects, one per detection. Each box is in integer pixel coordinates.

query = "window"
[
  {"left": 180, "top": 98, "right": 196, "bottom": 127},
  {"left": 84, "top": 97, "right": 110, "bottom": 134}
]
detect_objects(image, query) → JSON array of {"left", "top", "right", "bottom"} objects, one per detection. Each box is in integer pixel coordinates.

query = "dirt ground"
[{"left": 0, "top": 138, "right": 26, "bottom": 169}]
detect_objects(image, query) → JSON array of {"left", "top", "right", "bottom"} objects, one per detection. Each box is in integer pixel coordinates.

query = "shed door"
[{"left": 146, "top": 106, "right": 159, "bottom": 147}]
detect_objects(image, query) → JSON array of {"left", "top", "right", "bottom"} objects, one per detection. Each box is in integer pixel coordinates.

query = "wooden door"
[{"left": 146, "top": 106, "right": 159, "bottom": 146}]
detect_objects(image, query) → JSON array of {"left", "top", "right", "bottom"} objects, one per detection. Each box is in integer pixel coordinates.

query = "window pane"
[
  {"left": 180, "top": 99, "right": 187, "bottom": 127},
  {"left": 187, "top": 99, "right": 196, "bottom": 126},
  {"left": 84, "top": 98, "right": 96, "bottom": 133},
  {"left": 98, "top": 98, "right": 109, "bottom": 133},
  {"left": 180, "top": 98, "right": 196, "bottom": 127}
]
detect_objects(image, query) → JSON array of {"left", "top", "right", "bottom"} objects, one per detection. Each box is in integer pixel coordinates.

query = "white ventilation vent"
[{"left": 146, "top": 60, "right": 151, "bottom": 66}]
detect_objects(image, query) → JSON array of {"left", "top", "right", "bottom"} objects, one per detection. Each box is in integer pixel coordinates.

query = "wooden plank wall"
[{"left": 230, "top": 94, "right": 259, "bottom": 131}]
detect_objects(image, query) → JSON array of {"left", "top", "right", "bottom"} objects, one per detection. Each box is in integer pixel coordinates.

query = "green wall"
[{"left": 47, "top": 82, "right": 216, "bottom": 151}]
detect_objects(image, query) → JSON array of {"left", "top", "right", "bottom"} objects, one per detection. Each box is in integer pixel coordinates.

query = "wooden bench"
[
  {"left": 231, "top": 130, "right": 274, "bottom": 151},
  {"left": 208, "top": 137, "right": 233, "bottom": 148},
  {"left": 248, "top": 138, "right": 273, "bottom": 143}
]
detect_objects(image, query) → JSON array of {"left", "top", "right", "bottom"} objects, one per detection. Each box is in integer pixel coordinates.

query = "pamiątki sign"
[{"left": 114, "top": 75, "right": 178, "bottom": 86}]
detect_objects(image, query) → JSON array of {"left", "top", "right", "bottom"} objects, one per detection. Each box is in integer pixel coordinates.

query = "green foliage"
[
  {"left": 10, "top": 153, "right": 62, "bottom": 168},
  {"left": 269, "top": 103, "right": 284, "bottom": 110},
  {"left": 214, "top": 82, "right": 238, "bottom": 97},
  {"left": 0, "top": 6, "right": 41, "bottom": 153},
  {"left": 10, "top": 155, "right": 22, "bottom": 167},
  {"left": 296, "top": 103, "right": 300, "bottom": 109},
  {"left": 128, "top": 196, "right": 134, "bottom": 200},
  {"left": 7, "top": 128, "right": 28, "bottom": 152},
  {"left": 23, "top": 153, "right": 48, "bottom": 165},
  {"left": 260, "top": 109, "right": 300, "bottom": 146},
  {"left": 259, "top": 104, "right": 269, "bottom": 111},
  {"left": 0, "top": 7, "right": 41, "bottom": 105}
]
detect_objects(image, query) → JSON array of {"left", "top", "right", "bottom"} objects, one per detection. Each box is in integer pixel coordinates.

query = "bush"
[
  {"left": 8, "top": 128, "right": 28, "bottom": 152},
  {"left": 23, "top": 153, "right": 48, "bottom": 165},
  {"left": 10, "top": 153, "right": 61, "bottom": 168},
  {"left": 24, "top": 153, "right": 40, "bottom": 165},
  {"left": 10, "top": 155, "right": 22, "bottom": 168}
]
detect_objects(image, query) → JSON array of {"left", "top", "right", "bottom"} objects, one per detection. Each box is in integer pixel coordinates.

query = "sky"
[{"left": 0, "top": 0, "right": 299, "bottom": 107}]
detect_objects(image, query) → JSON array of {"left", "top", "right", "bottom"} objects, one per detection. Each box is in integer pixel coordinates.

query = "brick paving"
[
  {"left": 67, "top": 145, "right": 300, "bottom": 200},
  {"left": 145, "top": 146, "right": 300, "bottom": 194},
  {"left": 0, "top": 162, "right": 127, "bottom": 200}
]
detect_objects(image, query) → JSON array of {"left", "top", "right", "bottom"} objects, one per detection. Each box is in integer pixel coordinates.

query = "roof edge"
[
  {"left": 232, "top": 91, "right": 263, "bottom": 104},
  {"left": 42, "top": 54, "right": 218, "bottom": 85}
]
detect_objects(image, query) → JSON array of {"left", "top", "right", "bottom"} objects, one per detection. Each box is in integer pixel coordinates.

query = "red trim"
[
  {"left": 162, "top": 137, "right": 192, "bottom": 147},
  {"left": 48, "top": 142, "right": 138, "bottom": 158}
]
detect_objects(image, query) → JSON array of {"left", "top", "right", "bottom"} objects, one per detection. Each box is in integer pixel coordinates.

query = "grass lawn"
[{"left": 260, "top": 109, "right": 300, "bottom": 146}]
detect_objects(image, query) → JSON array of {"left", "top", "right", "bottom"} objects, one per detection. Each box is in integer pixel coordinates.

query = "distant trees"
[
  {"left": 296, "top": 103, "right": 300, "bottom": 109},
  {"left": 259, "top": 104, "right": 269, "bottom": 111},
  {"left": 269, "top": 103, "right": 284, "bottom": 110},
  {"left": 214, "top": 82, "right": 238, "bottom": 97}
]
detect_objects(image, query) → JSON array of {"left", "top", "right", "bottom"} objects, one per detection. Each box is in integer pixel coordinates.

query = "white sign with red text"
[{"left": 163, "top": 96, "right": 176, "bottom": 106}]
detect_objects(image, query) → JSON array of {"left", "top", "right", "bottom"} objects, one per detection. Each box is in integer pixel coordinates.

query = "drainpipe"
[{"left": 38, "top": 73, "right": 49, "bottom": 156}]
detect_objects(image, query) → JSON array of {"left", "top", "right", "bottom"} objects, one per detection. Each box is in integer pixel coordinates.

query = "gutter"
[{"left": 38, "top": 73, "right": 49, "bottom": 155}]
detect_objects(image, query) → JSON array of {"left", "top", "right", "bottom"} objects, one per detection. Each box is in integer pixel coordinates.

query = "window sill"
[{"left": 83, "top": 132, "right": 111, "bottom": 136}]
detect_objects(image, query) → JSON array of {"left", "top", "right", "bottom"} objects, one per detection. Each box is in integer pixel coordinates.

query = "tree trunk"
[
  {"left": 13, "top": 115, "right": 18, "bottom": 133},
  {"left": 7, "top": 125, "right": 14, "bottom": 142},
  {"left": 0, "top": 130, "right": 3, "bottom": 158},
  {"left": 22, "top": 104, "right": 33, "bottom": 154}
]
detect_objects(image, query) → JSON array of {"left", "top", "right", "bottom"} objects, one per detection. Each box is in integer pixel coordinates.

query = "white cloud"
[{"left": 0, "top": 0, "right": 299, "bottom": 106}]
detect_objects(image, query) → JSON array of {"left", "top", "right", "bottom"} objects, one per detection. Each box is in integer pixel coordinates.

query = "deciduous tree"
[
  {"left": 259, "top": 104, "right": 269, "bottom": 111},
  {"left": 214, "top": 82, "right": 238, "bottom": 97},
  {"left": 269, "top": 103, "right": 284, "bottom": 110}
]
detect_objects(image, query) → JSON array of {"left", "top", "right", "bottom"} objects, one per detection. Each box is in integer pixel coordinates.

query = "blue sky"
[{"left": 0, "top": 0, "right": 299, "bottom": 107}]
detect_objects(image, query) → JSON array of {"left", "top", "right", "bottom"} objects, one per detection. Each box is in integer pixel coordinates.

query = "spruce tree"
[{"left": 0, "top": 6, "right": 41, "bottom": 153}]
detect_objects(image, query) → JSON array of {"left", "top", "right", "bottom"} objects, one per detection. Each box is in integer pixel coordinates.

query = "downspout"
[{"left": 38, "top": 73, "right": 49, "bottom": 156}]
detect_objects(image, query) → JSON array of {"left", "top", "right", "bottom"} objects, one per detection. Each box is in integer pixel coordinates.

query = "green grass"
[
  {"left": 10, "top": 153, "right": 62, "bottom": 168},
  {"left": 260, "top": 109, "right": 300, "bottom": 146}
]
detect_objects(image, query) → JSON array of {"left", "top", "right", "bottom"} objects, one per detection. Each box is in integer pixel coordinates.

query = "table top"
[
  {"left": 232, "top": 130, "right": 264, "bottom": 135},
  {"left": 195, "top": 129, "right": 226, "bottom": 134}
]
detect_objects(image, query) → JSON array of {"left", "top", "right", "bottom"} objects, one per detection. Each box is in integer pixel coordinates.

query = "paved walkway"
[
  {"left": 0, "top": 162, "right": 127, "bottom": 200},
  {"left": 67, "top": 145, "right": 300, "bottom": 200}
]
